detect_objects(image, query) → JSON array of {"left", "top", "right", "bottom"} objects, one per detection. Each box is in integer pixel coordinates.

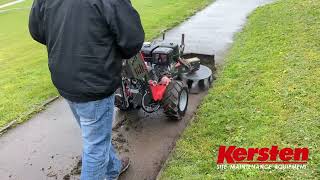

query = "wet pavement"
[
  {"left": 0, "top": 99, "right": 81, "bottom": 180},
  {"left": 0, "top": 0, "right": 273, "bottom": 179}
]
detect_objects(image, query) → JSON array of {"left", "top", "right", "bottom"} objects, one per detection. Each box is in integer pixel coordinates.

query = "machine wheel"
[{"left": 162, "top": 80, "right": 189, "bottom": 120}]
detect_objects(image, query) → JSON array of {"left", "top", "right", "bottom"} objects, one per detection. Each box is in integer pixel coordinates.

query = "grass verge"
[
  {"left": 160, "top": 0, "right": 320, "bottom": 179},
  {"left": 0, "top": 0, "right": 213, "bottom": 129},
  {"left": 0, "top": 0, "right": 14, "bottom": 6}
]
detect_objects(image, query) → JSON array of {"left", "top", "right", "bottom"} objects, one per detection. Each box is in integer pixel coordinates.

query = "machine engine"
[
  {"left": 115, "top": 34, "right": 213, "bottom": 120},
  {"left": 141, "top": 42, "right": 181, "bottom": 81}
]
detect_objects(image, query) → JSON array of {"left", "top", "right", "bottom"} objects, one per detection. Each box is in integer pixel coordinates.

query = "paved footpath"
[{"left": 0, "top": 0, "right": 272, "bottom": 179}]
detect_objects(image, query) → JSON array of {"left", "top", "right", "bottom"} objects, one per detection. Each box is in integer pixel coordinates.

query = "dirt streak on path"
[{"left": 0, "top": 0, "right": 273, "bottom": 179}]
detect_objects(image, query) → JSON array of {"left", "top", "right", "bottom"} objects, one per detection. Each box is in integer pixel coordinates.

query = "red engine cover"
[
  {"left": 149, "top": 76, "right": 171, "bottom": 101},
  {"left": 149, "top": 84, "right": 167, "bottom": 101}
]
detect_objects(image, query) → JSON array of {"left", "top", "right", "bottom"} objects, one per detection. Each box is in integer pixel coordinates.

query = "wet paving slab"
[
  {"left": 0, "top": 0, "right": 273, "bottom": 179},
  {"left": 0, "top": 99, "right": 81, "bottom": 179}
]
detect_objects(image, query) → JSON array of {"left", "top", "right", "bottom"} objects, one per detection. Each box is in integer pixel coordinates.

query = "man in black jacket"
[{"left": 29, "top": 0, "right": 144, "bottom": 179}]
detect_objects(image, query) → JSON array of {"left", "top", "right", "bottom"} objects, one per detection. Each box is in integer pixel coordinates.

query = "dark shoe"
[{"left": 120, "top": 157, "right": 130, "bottom": 175}]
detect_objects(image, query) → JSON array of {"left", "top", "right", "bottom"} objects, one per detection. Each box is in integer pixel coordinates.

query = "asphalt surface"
[{"left": 0, "top": 0, "right": 273, "bottom": 179}]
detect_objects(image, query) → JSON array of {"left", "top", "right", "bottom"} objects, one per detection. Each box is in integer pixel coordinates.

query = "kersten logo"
[{"left": 217, "top": 146, "right": 309, "bottom": 164}]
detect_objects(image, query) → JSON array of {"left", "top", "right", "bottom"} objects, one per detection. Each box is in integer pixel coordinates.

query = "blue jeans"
[{"left": 67, "top": 95, "right": 121, "bottom": 180}]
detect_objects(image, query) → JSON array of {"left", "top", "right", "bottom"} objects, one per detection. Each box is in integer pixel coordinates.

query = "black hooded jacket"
[{"left": 29, "top": 0, "right": 145, "bottom": 102}]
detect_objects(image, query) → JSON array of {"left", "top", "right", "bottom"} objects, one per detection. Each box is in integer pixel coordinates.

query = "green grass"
[
  {"left": 0, "top": 0, "right": 213, "bottom": 129},
  {"left": 0, "top": 0, "right": 14, "bottom": 6},
  {"left": 161, "top": 0, "right": 320, "bottom": 179},
  {"left": 133, "top": 0, "right": 212, "bottom": 39}
]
